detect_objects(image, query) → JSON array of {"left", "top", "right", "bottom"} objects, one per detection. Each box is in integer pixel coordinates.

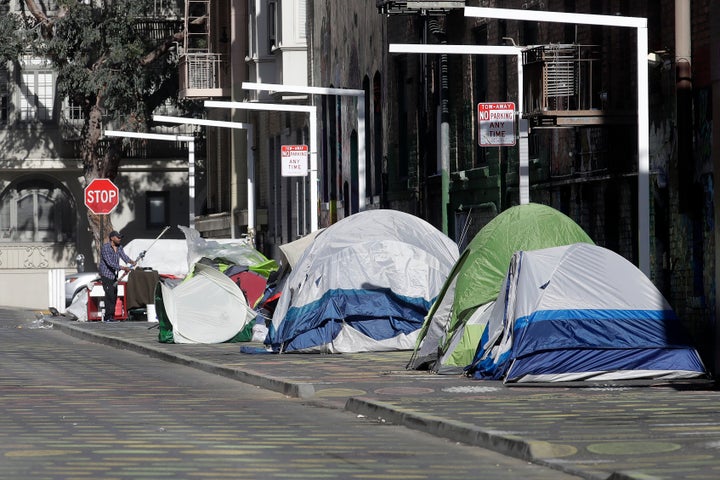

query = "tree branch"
[
  {"left": 141, "top": 30, "right": 184, "bottom": 66},
  {"left": 23, "top": 0, "right": 69, "bottom": 37}
]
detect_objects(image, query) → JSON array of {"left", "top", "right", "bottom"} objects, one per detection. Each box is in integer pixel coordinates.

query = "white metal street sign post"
[
  {"left": 242, "top": 82, "right": 366, "bottom": 211},
  {"left": 152, "top": 115, "right": 253, "bottom": 240},
  {"left": 281, "top": 145, "right": 309, "bottom": 177},
  {"left": 392, "top": 7, "right": 649, "bottom": 276},
  {"left": 478, "top": 102, "right": 516, "bottom": 146},
  {"left": 388, "top": 42, "right": 527, "bottom": 227},
  {"left": 204, "top": 100, "right": 319, "bottom": 233},
  {"left": 464, "top": 6, "right": 650, "bottom": 276},
  {"left": 103, "top": 130, "right": 196, "bottom": 228}
]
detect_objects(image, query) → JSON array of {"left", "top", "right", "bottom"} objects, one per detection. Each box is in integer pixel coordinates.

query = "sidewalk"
[{"left": 45, "top": 315, "right": 720, "bottom": 480}]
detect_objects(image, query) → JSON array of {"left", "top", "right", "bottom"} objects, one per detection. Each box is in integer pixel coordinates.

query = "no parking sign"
[
  {"left": 281, "top": 145, "right": 309, "bottom": 177},
  {"left": 478, "top": 102, "right": 516, "bottom": 146}
]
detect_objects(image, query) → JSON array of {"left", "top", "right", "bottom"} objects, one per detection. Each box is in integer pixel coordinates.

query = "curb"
[
  {"left": 49, "top": 320, "right": 316, "bottom": 399},
  {"left": 345, "top": 396, "right": 536, "bottom": 458},
  {"left": 344, "top": 397, "right": 655, "bottom": 480}
]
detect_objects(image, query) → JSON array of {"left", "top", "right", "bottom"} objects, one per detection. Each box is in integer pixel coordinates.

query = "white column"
[
  {"left": 309, "top": 111, "right": 319, "bottom": 231},
  {"left": 246, "top": 125, "right": 256, "bottom": 240},
  {"left": 188, "top": 139, "right": 195, "bottom": 228},
  {"left": 357, "top": 98, "right": 366, "bottom": 210},
  {"left": 637, "top": 26, "right": 650, "bottom": 275}
]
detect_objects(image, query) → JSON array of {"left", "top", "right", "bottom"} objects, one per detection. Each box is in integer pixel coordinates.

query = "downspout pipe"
[
  {"left": 428, "top": 18, "right": 450, "bottom": 236},
  {"left": 675, "top": 0, "right": 693, "bottom": 212}
]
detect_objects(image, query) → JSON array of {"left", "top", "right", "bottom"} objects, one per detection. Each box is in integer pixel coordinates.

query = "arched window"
[{"left": 0, "top": 178, "right": 75, "bottom": 243}]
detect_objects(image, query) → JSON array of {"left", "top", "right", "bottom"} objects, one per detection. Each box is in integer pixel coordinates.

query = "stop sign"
[{"left": 84, "top": 178, "right": 119, "bottom": 215}]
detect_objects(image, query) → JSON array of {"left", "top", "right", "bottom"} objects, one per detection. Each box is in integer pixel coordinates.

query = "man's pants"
[{"left": 101, "top": 277, "right": 117, "bottom": 321}]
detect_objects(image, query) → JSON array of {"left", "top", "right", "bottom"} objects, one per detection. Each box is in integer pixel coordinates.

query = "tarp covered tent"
[
  {"left": 179, "top": 226, "right": 278, "bottom": 278},
  {"left": 158, "top": 263, "right": 257, "bottom": 343},
  {"left": 124, "top": 229, "right": 262, "bottom": 278},
  {"left": 125, "top": 239, "right": 189, "bottom": 277},
  {"left": 468, "top": 243, "right": 709, "bottom": 383},
  {"left": 266, "top": 209, "right": 459, "bottom": 353},
  {"left": 156, "top": 229, "right": 279, "bottom": 344},
  {"left": 409, "top": 203, "right": 593, "bottom": 373}
]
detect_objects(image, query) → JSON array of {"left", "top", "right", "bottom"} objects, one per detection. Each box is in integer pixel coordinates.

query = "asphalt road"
[{"left": 0, "top": 309, "right": 580, "bottom": 479}]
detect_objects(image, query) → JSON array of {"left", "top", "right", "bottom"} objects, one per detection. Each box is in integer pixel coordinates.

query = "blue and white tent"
[
  {"left": 266, "top": 209, "right": 459, "bottom": 353},
  {"left": 468, "top": 243, "right": 709, "bottom": 383}
]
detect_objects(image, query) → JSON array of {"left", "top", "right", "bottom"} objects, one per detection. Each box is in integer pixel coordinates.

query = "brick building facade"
[{"left": 305, "top": 0, "right": 717, "bottom": 369}]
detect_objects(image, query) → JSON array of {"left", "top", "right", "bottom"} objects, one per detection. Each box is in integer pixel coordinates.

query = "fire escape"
[{"left": 179, "top": 0, "right": 231, "bottom": 98}]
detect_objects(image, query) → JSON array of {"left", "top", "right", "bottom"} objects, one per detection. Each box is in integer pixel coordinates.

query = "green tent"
[{"left": 408, "top": 203, "right": 594, "bottom": 373}]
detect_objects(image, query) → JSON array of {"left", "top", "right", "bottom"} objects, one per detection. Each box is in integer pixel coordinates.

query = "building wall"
[
  {"left": 177, "top": 1, "right": 720, "bottom": 366},
  {"left": 298, "top": 0, "right": 717, "bottom": 368},
  {"left": 307, "top": 0, "right": 390, "bottom": 223}
]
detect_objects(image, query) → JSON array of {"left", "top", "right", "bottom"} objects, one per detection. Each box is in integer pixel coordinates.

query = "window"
[
  {"left": 268, "top": 0, "right": 277, "bottom": 52},
  {"left": 146, "top": 192, "right": 169, "bottom": 228},
  {"left": 394, "top": 59, "right": 408, "bottom": 179},
  {"left": 40, "top": 0, "right": 59, "bottom": 11},
  {"left": 248, "top": 0, "right": 257, "bottom": 58},
  {"left": 296, "top": 0, "right": 306, "bottom": 40},
  {"left": 327, "top": 94, "right": 338, "bottom": 202},
  {"left": 20, "top": 57, "right": 55, "bottom": 122},
  {"left": 373, "top": 72, "right": 383, "bottom": 201},
  {"left": 0, "top": 179, "right": 74, "bottom": 243},
  {"left": 64, "top": 97, "right": 84, "bottom": 122}
]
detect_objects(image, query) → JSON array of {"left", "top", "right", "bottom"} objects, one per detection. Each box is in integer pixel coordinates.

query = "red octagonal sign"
[{"left": 84, "top": 178, "right": 119, "bottom": 215}]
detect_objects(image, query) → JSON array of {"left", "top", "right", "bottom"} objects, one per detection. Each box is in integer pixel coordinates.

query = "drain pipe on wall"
[
  {"left": 675, "top": 0, "right": 693, "bottom": 212},
  {"left": 428, "top": 18, "right": 450, "bottom": 235}
]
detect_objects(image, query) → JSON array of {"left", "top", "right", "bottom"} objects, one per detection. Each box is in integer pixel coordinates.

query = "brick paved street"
[
  {"left": 0, "top": 308, "right": 579, "bottom": 479},
  {"left": 7, "top": 307, "right": 720, "bottom": 479}
]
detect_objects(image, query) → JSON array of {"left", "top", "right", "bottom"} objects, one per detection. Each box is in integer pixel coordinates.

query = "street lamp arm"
[
  {"left": 153, "top": 115, "right": 252, "bottom": 131},
  {"left": 242, "top": 82, "right": 364, "bottom": 97},
  {"left": 103, "top": 130, "right": 194, "bottom": 142},
  {"left": 464, "top": 6, "right": 646, "bottom": 28}
]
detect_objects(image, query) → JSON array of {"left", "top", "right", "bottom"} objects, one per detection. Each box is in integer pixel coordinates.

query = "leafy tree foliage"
[{"left": 0, "top": 0, "right": 186, "bottom": 244}]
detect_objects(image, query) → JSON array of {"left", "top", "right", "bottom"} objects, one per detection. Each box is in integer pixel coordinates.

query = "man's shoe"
[{"left": 103, "top": 319, "right": 117, "bottom": 323}]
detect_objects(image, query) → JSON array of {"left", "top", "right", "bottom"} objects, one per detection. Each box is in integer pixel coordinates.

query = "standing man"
[{"left": 99, "top": 230, "right": 136, "bottom": 322}]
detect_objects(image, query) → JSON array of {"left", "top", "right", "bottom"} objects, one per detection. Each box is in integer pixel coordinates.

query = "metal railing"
[
  {"left": 179, "top": 53, "right": 229, "bottom": 96},
  {"left": 523, "top": 44, "right": 600, "bottom": 113}
]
